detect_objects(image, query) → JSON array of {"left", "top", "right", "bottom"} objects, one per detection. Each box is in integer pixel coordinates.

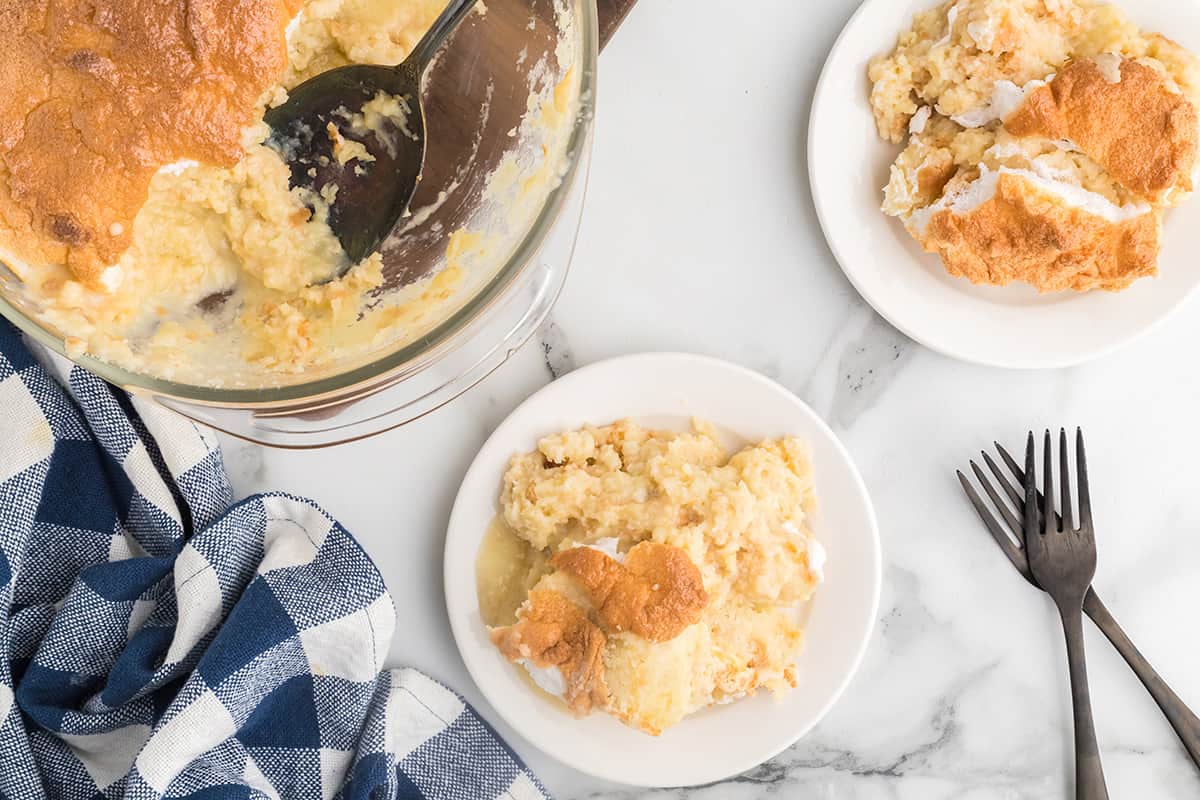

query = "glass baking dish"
[{"left": 0, "top": 0, "right": 601, "bottom": 447}]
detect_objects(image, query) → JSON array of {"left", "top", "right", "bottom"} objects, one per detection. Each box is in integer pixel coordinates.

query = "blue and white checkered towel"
[{"left": 0, "top": 319, "right": 549, "bottom": 800}]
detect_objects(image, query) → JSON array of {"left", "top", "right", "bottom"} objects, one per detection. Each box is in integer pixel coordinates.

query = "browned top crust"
[
  {"left": 917, "top": 171, "right": 1161, "bottom": 292},
  {"left": 1006, "top": 56, "right": 1199, "bottom": 203},
  {"left": 489, "top": 588, "right": 610, "bottom": 715},
  {"left": 0, "top": 0, "right": 299, "bottom": 281},
  {"left": 551, "top": 542, "right": 708, "bottom": 643},
  {"left": 917, "top": 150, "right": 957, "bottom": 201}
]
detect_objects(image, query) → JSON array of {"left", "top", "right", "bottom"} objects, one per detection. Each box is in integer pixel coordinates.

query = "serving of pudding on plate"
[
  {"left": 476, "top": 419, "right": 826, "bottom": 736},
  {"left": 870, "top": 0, "right": 1200, "bottom": 293}
]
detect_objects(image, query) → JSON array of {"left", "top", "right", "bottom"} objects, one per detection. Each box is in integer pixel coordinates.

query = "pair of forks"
[{"left": 960, "top": 429, "right": 1200, "bottom": 799}]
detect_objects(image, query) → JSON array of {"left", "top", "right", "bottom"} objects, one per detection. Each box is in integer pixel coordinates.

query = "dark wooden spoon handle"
[{"left": 597, "top": 0, "right": 638, "bottom": 50}]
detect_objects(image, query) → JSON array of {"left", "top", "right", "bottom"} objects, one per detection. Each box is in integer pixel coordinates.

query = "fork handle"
[
  {"left": 1059, "top": 603, "right": 1110, "bottom": 800},
  {"left": 1084, "top": 588, "right": 1200, "bottom": 770}
]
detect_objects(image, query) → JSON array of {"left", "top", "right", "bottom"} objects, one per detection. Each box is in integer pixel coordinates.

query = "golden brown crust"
[
  {"left": 917, "top": 151, "right": 957, "bottom": 201},
  {"left": 551, "top": 542, "right": 708, "bottom": 642},
  {"left": 0, "top": 0, "right": 299, "bottom": 280},
  {"left": 489, "top": 589, "right": 610, "bottom": 715},
  {"left": 917, "top": 172, "right": 1160, "bottom": 292},
  {"left": 1006, "top": 57, "right": 1199, "bottom": 203}
]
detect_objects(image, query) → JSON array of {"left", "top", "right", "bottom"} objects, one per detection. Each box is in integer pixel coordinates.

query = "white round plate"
[
  {"left": 445, "top": 353, "right": 881, "bottom": 787},
  {"left": 809, "top": 0, "right": 1200, "bottom": 369}
]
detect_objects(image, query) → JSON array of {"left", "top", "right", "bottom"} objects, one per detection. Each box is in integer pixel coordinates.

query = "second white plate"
[
  {"left": 445, "top": 353, "right": 880, "bottom": 787},
  {"left": 809, "top": 0, "right": 1200, "bottom": 369}
]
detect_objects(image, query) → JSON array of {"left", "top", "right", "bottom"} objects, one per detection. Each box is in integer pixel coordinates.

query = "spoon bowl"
[{"left": 264, "top": 0, "right": 480, "bottom": 271}]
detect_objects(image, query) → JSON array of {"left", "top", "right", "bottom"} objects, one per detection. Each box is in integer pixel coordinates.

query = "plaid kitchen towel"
[{"left": 0, "top": 320, "right": 549, "bottom": 800}]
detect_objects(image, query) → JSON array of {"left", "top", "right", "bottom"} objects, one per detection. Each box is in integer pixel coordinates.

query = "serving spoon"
[{"left": 264, "top": 0, "right": 480, "bottom": 270}]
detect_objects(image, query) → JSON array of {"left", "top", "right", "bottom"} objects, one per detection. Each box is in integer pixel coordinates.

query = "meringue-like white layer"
[
  {"left": 518, "top": 659, "right": 567, "bottom": 698},
  {"left": 966, "top": 17, "right": 996, "bottom": 50},
  {"left": 782, "top": 522, "right": 827, "bottom": 582},
  {"left": 806, "top": 538, "right": 828, "bottom": 582},
  {"left": 982, "top": 142, "right": 1078, "bottom": 183},
  {"left": 98, "top": 266, "right": 123, "bottom": 292},
  {"left": 951, "top": 78, "right": 1048, "bottom": 128},
  {"left": 582, "top": 537, "right": 624, "bottom": 562},
  {"left": 911, "top": 166, "right": 1152, "bottom": 235},
  {"left": 982, "top": 140, "right": 1031, "bottom": 162},
  {"left": 285, "top": 12, "right": 303, "bottom": 41},
  {"left": 934, "top": 1, "right": 963, "bottom": 48},
  {"left": 909, "top": 105, "right": 933, "bottom": 135},
  {"left": 1093, "top": 52, "right": 1123, "bottom": 84},
  {"left": 156, "top": 160, "right": 200, "bottom": 176}
]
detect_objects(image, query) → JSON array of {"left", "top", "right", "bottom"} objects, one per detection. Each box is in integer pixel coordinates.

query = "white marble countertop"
[{"left": 219, "top": 1, "right": 1200, "bottom": 796}]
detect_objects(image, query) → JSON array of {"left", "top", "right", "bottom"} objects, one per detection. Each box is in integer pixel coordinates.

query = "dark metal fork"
[
  {"left": 959, "top": 433, "right": 1200, "bottom": 779},
  {"left": 1022, "top": 429, "right": 1108, "bottom": 799}
]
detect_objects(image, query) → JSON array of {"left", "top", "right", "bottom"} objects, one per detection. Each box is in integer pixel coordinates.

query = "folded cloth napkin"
[{"left": 0, "top": 320, "right": 549, "bottom": 800}]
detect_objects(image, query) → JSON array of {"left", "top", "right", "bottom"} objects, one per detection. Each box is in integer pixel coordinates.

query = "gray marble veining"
[
  {"left": 539, "top": 316, "right": 578, "bottom": 380},
  {"left": 802, "top": 305, "right": 915, "bottom": 430}
]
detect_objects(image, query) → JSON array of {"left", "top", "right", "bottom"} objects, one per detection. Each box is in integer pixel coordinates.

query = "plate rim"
[
  {"left": 807, "top": 0, "right": 1200, "bottom": 370},
  {"left": 443, "top": 351, "right": 882, "bottom": 787}
]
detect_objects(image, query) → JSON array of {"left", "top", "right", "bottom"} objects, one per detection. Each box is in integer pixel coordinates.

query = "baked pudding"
[
  {"left": 0, "top": 1, "right": 578, "bottom": 385},
  {"left": 476, "top": 420, "right": 826, "bottom": 736},
  {"left": 869, "top": 0, "right": 1200, "bottom": 292}
]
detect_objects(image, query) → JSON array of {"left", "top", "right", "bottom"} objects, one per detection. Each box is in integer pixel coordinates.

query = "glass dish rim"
[{"left": 0, "top": 0, "right": 598, "bottom": 408}]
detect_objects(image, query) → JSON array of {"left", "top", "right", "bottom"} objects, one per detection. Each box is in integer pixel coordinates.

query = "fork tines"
[
  {"left": 1027, "top": 428, "right": 1092, "bottom": 535},
  {"left": 957, "top": 458, "right": 1031, "bottom": 583},
  {"left": 957, "top": 428, "right": 1090, "bottom": 584}
]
